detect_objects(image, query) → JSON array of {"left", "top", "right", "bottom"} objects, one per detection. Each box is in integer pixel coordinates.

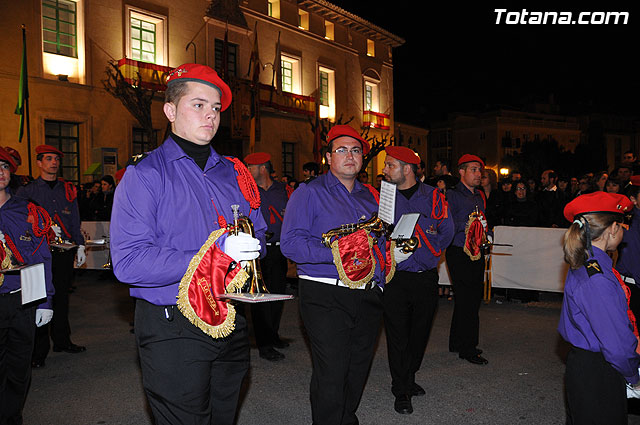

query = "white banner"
[
  {"left": 437, "top": 226, "right": 568, "bottom": 293},
  {"left": 79, "top": 221, "right": 111, "bottom": 270}
]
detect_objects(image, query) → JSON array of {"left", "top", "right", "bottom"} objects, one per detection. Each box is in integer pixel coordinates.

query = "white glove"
[
  {"left": 394, "top": 246, "right": 413, "bottom": 263},
  {"left": 487, "top": 234, "right": 493, "bottom": 244},
  {"left": 224, "top": 233, "right": 261, "bottom": 262},
  {"left": 0, "top": 230, "right": 5, "bottom": 244},
  {"left": 76, "top": 245, "right": 86, "bottom": 267},
  {"left": 51, "top": 225, "right": 62, "bottom": 239},
  {"left": 35, "top": 308, "right": 53, "bottom": 327},
  {"left": 480, "top": 217, "right": 488, "bottom": 230}
]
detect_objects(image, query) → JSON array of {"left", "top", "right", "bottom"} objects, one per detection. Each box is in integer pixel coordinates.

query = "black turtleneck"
[
  {"left": 171, "top": 132, "right": 211, "bottom": 170},
  {"left": 398, "top": 181, "right": 420, "bottom": 200}
]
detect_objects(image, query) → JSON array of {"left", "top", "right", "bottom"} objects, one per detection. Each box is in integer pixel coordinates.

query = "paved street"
[{"left": 21, "top": 271, "right": 640, "bottom": 424}]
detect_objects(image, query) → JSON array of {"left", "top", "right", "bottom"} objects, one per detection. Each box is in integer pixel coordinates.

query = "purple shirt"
[
  {"left": 258, "top": 180, "right": 288, "bottom": 243},
  {"left": 395, "top": 183, "right": 454, "bottom": 272},
  {"left": 110, "top": 137, "right": 267, "bottom": 306},
  {"left": 558, "top": 247, "right": 640, "bottom": 384},
  {"left": 446, "top": 181, "right": 487, "bottom": 247},
  {"left": 616, "top": 207, "right": 640, "bottom": 282},
  {"left": 0, "top": 193, "right": 54, "bottom": 309},
  {"left": 17, "top": 178, "right": 84, "bottom": 245},
  {"left": 280, "top": 170, "right": 387, "bottom": 286}
]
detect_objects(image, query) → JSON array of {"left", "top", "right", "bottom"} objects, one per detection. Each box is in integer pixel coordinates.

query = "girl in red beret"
[{"left": 558, "top": 192, "right": 640, "bottom": 424}]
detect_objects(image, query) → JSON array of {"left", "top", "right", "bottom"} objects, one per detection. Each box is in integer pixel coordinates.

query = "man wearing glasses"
[{"left": 281, "top": 125, "right": 391, "bottom": 425}]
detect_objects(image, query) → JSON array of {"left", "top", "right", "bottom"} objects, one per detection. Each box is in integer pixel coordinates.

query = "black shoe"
[
  {"left": 31, "top": 360, "right": 45, "bottom": 368},
  {"left": 410, "top": 383, "right": 425, "bottom": 397},
  {"left": 394, "top": 394, "right": 413, "bottom": 414},
  {"left": 259, "top": 347, "right": 285, "bottom": 361},
  {"left": 53, "top": 343, "right": 86, "bottom": 354},
  {"left": 460, "top": 353, "right": 488, "bottom": 365},
  {"left": 273, "top": 338, "right": 290, "bottom": 349}
]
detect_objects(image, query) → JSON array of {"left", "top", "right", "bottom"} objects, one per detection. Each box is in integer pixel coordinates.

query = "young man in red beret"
[
  {"left": 244, "top": 152, "right": 290, "bottom": 361},
  {"left": 17, "top": 144, "right": 87, "bottom": 367},
  {"left": 110, "top": 63, "right": 266, "bottom": 425},
  {"left": 281, "top": 124, "right": 391, "bottom": 425},
  {"left": 382, "top": 146, "right": 454, "bottom": 414},
  {"left": 445, "top": 154, "right": 490, "bottom": 365}
]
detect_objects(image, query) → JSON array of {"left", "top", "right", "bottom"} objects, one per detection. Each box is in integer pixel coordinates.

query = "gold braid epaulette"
[
  {"left": 177, "top": 228, "right": 249, "bottom": 339},
  {"left": 330, "top": 233, "right": 376, "bottom": 289}
]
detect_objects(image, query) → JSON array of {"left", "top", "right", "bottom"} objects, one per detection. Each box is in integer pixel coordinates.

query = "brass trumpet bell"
[{"left": 228, "top": 204, "right": 269, "bottom": 295}]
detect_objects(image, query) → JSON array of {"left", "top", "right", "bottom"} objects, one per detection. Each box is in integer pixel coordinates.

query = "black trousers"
[
  {"left": 135, "top": 299, "right": 249, "bottom": 425},
  {"left": 565, "top": 347, "right": 627, "bottom": 425},
  {"left": 299, "top": 278, "right": 383, "bottom": 425},
  {"left": 0, "top": 292, "right": 36, "bottom": 425},
  {"left": 33, "top": 249, "right": 76, "bottom": 362},
  {"left": 251, "top": 245, "right": 287, "bottom": 350},
  {"left": 445, "top": 246, "right": 485, "bottom": 357},
  {"left": 383, "top": 269, "right": 439, "bottom": 396}
]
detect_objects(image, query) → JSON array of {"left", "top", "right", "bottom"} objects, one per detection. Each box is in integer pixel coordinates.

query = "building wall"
[{"left": 1, "top": 0, "right": 400, "bottom": 183}]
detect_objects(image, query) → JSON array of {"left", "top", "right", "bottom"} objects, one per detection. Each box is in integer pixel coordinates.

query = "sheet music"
[
  {"left": 378, "top": 180, "right": 396, "bottom": 224},
  {"left": 20, "top": 263, "right": 46, "bottom": 305},
  {"left": 391, "top": 213, "right": 420, "bottom": 240}
]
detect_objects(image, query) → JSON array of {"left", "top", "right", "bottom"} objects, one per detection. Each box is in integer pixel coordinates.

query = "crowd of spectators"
[{"left": 78, "top": 175, "right": 116, "bottom": 221}]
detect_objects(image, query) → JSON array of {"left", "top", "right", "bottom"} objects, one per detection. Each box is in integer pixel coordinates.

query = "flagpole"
[{"left": 26, "top": 83, "right": 32, "bottom": 177}]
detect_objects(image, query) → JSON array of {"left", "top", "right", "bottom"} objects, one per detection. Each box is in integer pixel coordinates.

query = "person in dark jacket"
[{"left": 504, "top": 181, "right": 538, "bottom": 227}]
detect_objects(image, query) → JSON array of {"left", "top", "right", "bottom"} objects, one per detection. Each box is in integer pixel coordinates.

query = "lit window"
[
  {"left": 364, "top": 80, "right": 379, "bottom": 112},
  {"left": 125, "top": 7, "right": 167, "bottom": 65},
  {"left": 42, "top": 0, "right": 77, "bottom": 57},
  {"left": 130, "top": 17, "right": 156, "bottom": 63},
  {"left": 324, "top": 20, "right": 334, "bottom": 40},
  {"left": 268, "top": 0, "right": 280, "bottom": 19},
  {"left": 298, "top": 9, "right": 309, "bottom": 30},
  {"left": 318, "top": 66, "right": 335, "bottom": 120},
  {"left": 281, "top": 55, "right": 301, "bottom": 94},
  {"left": 367, "top": 39, "right": 375, "bottom": 57}
]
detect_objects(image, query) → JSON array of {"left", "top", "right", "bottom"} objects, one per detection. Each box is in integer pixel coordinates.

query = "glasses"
[{"left": 331, "top": 147, "right": 363, "bottom": 156}]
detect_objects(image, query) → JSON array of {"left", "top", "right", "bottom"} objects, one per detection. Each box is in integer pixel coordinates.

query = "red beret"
[
  {"left": 385, "top": 146, "right": 420, "bottom": 165},
  {"left": 327, "top": 125, "right": 370, "bottom": 155},
  {"left": 4, "top": 146, "right": 21, "bottom": 165},
  {"left": 563, "top": 191, "right": 634, "bottom": 222},
  {"left": 0, "top": 147, "right": 18, "bottom": 173},
  {"left": 458, "top": 154, "right": 484, "bottom": 168},
  {"left": 631, "top": 175, "right": 640, "bottom": 186},
  {"left": 35, "top": 145, "right": 64, "bottom": 158},
  {"left": 166, "top": 63, "right": 232, "bottom": 112},
  {"left": 244, "top": 152, "right": 271, "bottom": 165},
  {"left": 115, "top": 167, "right": 126, "bottom": 183}
]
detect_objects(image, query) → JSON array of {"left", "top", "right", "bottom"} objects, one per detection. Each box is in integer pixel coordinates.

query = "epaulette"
[
  {"left": 127, "top": 153, "right": 149, "bottom": 167},
  {"left": 585, "top": 259, "right": 603, "bottom": 277}
]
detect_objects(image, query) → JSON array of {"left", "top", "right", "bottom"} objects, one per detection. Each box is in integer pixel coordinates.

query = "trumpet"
[
  {"left": 1, "top": 240, "right": 26, "bottom": 287},
  {"left": 322, "top": 213, "right": 385, "bottom": 248},
  {"left": 396, "top": 237, "right": 419, "bottom": 253},
  {"left": 228, "top": 204, "right": 268, "bottom": 294}
]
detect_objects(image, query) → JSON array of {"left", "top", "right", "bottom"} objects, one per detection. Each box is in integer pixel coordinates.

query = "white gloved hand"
[
  {"left": 487, "top": 234, "right": 493, "bottom": 244},
  {"left": 76, "top": 245, "right": 86, "bottom": 267},
  {"left": 480, "top": 217, "right": 488, "bottom": 231},
  {"left": 0, "top": 230, "right": 5, "bottom": 244},
  {"left": 394, "top": 246, "right": 413, "bottom": 263},
  {"left": 51, "top": 225, "right": 62, "bottom": 239},
  {"left": 224, "top": 233, "right": 261, "bottom": 262},
  {"left": 35, "top": 308, "right": 54, "bottom": 327}
]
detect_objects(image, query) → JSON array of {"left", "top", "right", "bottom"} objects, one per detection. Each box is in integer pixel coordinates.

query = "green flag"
[{"left": 15, "top": 27, "right": 28, "bottom": 143}]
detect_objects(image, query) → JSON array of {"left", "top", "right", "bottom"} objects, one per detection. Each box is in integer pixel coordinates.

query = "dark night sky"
[{"left": 332, "top": 2, "right": 640, "bottom": 126}]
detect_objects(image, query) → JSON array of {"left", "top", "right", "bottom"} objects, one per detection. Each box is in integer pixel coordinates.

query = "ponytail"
[{"left": 563, "top": 213, "right": 620, "bottom": 269}]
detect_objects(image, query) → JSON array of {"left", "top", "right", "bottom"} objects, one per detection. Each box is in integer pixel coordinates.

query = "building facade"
[{"left": 0, "top": 0, "right": 403, "bottom": 184}]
